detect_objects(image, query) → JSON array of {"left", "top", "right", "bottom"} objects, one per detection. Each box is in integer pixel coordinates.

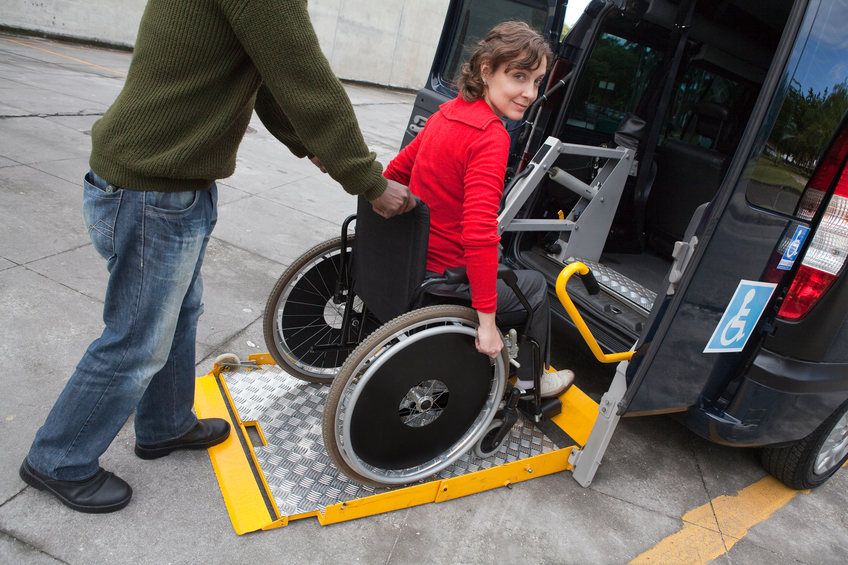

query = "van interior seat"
[{"left": 644, "top": 101, "right": 734, "bottom": 256}]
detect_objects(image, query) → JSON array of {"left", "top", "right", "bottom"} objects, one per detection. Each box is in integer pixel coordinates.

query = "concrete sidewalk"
[{"left": 1, "top": 32, "right": 847, "bottom": 565}]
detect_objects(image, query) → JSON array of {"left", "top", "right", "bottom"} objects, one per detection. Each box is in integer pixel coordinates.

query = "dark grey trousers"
[{"left": 426, "top": 269, "right": 551, "bottom": 382}]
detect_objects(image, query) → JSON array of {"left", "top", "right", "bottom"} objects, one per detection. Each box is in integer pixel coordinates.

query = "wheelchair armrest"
[
  {"left": 443, "top": 265, "right": 518, "bottom": 286},
  {"left": 421, "top": 264, "right": 533, "bottom": 347},
  {"left": 444, "top": 265, "right": 529, "bottom": 332},
  {"left": 442, "top": 266, "right": 469, "bottom": 285},
  {"left": 496, "top": 264, "right": 518, "bottom": 287}
]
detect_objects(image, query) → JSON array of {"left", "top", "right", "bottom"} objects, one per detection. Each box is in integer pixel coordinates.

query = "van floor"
[
  {"left": 517, "top": 244, "right": 669, "bottom": 354},
  {"left": 521, "top": 245, "right": 672, "bottom": 298},
  {"left": 598, "top": 249, "right": 671, "bottom": 294}
]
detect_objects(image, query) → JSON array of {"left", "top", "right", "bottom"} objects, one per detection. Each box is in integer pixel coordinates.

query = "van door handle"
[
  {"left": 667, "top": 236, "right": 698, "bottom": 296},
  {"left": 409, "top": 114, "right": 428, "bottom": 133}
]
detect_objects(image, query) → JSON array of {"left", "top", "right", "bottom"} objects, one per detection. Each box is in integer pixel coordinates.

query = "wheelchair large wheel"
[
  {"left": 263, "top": 236, "right": 380, "bottom": 383},
  {"left": 323, "top": 305, "right": 508, "bottom": 486}
]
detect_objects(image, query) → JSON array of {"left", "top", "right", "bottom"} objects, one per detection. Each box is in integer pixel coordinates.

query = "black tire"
[
  {"left": 323, "top": 305, "right": 508, "bottom": 487},
  {"left": 474, "top": 419, "right": 505, "bottom": 458},
  {"left": 761, "top": 397, "right": 848, "bottom": 489},
  {"left": 262, "top": 236, "right": 380, "bottom": 383}
]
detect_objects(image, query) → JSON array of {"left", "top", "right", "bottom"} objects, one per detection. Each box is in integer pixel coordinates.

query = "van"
[{"left": 402, "top": 0, "right": 848, "bottom": 489}]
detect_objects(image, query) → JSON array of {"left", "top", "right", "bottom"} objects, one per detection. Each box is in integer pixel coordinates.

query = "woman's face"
[{"left": 481, "top": 56, "right": 547, "bottom": 121}]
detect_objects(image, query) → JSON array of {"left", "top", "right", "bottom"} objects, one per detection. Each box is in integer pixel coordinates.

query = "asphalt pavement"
[{"left": 1, "top": 32, "right": 847, "bottom": 565}]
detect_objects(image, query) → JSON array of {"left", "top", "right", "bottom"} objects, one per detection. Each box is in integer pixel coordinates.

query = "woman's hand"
[{"left": 475, "top": 311, "right": 503, "bottom": 358}]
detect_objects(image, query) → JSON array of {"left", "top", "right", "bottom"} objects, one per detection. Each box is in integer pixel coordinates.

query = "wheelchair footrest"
[
  {"left": 517, "top": 396, "right": 562, "bottom": 422},
  {"left": 540, "top": 397, "right": 563, "bottom": 419}
]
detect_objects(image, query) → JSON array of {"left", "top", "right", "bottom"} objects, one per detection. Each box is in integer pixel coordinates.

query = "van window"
[
  {"left": 566, "top": 33, "right": 663, "bottom": 134},
  {"left": 746, "top": 2, "right": 848, "bottom": 215},
  {"left": 440, "top": 0, "right": 552, "bottom": 88},
  {"left": 663, "top": 67, "right": 749, "bottom": 149}
]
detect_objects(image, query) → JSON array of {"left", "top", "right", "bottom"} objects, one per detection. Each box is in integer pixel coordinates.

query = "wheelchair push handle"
[{"left": 555, "top": 262, "right": 634, "bottom": 364}]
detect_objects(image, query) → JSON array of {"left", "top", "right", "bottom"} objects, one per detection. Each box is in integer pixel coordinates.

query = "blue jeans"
[{"left": 26, "top": 171, "right": 217, "bottom": 481}]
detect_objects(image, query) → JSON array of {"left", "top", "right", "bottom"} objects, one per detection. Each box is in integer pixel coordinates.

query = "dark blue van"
[{"left": 403, "top": 0, "right": 848, "bottom": 489}]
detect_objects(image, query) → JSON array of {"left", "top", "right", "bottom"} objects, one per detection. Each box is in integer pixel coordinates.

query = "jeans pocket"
[
  {"left": 83, "top": 172, "right": 122, "bottom": 261},
  {"left": 144, "top": 190, "right": 199, "bottom": 217}
]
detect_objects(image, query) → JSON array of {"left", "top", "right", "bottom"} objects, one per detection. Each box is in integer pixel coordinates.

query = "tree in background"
[{"left": 772, "top": 79, "right": 848, "bottom": 173}]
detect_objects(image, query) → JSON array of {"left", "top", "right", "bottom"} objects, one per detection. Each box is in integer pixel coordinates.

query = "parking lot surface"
[{"left": 1, "top": 33, "right": 847, "bottom": 564}]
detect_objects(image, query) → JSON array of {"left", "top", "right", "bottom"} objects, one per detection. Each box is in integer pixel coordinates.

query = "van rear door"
[
  {"left": 400, "top": 0, "right": 566, "bottom": 148},
  {"left": 623, "top": 0, "right": 848, "bottom": 420}
]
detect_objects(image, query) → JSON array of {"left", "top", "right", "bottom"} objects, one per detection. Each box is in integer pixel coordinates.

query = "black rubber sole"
[{"left": 19, "top": 460, "right": 131, "bottom": 514}]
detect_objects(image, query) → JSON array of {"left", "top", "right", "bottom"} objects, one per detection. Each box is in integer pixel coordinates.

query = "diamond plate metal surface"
[
  {"left": 222, "top": 365, "right": 559, "bottom": 517},
  {"left": 567, "top": 257, "right": 656, "bottom": 314}
]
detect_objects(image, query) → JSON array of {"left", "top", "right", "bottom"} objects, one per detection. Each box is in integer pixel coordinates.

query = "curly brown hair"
[{"left": 457, "top": 21, "right": 554, "bottom": 103}]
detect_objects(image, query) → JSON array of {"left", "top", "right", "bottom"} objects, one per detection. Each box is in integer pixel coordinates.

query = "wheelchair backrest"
[{"left": 353, "top": 195, "right": 430, "bottom": 323}]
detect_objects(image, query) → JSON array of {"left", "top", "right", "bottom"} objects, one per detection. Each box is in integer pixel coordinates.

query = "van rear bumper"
[{"left": 683, "top": 348, "right": 848, "bottom": 447}]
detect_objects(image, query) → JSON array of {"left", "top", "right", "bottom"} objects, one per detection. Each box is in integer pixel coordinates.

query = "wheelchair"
[{"left": 263, "top": 196, "right": 598, "bottom": 487}]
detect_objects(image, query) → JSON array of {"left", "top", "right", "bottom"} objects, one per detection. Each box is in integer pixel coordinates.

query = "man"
[{"left": 19, "top": 0, "right": 413, "bottom": 514}]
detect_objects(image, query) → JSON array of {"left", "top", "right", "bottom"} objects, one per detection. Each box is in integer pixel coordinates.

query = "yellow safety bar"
[{"left": 555, "top": 263, "right": 635, "bottom": 364}]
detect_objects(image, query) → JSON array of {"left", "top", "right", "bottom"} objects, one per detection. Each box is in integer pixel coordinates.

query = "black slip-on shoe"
[
  {"left": 19, "top": 459, "right": 132, "bottom": 514},
  {"left": 134, "top": 418, "right": 231, "bottom": 460}
]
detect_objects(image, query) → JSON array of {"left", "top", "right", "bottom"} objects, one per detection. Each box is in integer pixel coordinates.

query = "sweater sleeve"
[
  {"left": 253, "top": 83, "right": 310, "bottom": 158},
  {"left": 462, "top": 126, "right": 510, "bottom": 313},
  {"left": 230, "top": 0, "right": 386, "bottom": 200}
]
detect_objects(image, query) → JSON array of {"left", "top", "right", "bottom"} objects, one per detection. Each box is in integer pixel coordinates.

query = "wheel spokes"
[
  {"left": 334, "top": 316, "right": 506, "bottom": 483},
  {"left": 814, "top": 413, "right": 848, "bottom": 476}
]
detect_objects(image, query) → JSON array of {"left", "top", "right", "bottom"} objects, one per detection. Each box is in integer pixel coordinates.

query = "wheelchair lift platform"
[{"left": 194, "top": 353, "right": 601, "bottom": 534}]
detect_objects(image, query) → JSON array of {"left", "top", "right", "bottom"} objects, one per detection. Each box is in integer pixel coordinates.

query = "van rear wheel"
[{"left": 761, "top": 397, "right": 848, "bottom": 490}]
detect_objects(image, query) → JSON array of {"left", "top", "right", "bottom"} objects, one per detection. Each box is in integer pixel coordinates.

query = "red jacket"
[{"left": 384, "top": 97, "right": 509, "bottom": 312}]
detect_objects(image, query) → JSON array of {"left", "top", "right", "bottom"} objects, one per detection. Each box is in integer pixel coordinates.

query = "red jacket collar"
[{"left": 439, "top": 97, "right": 502, "bottom": 131}]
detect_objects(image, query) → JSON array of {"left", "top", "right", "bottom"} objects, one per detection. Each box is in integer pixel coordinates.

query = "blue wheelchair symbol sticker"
[
  {"left": 778, "top": 225, "right": 810, "bottom": 270},
  {"left": 704, "top": 280, "right": 777, "bottom": 353}
]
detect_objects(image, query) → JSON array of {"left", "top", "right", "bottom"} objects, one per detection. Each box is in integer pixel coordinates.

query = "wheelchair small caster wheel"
[
  {"left": 214, "top": 353, "right": 241, "bottom": 369},
  {"left": 474, "top": 419, "right": 504, "bottom": 458}
]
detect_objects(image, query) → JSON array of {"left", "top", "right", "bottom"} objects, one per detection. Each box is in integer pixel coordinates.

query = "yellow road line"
[
  {"left": 361, "top": 93, "right": 413, "bottom": 107},
  {"left": 1, "top": 37, "right": 126, "bottom": 75},
  {"left": 345, "top": 83, "right": 414, "bottom": 108},
  {"left": 1, "top": 36, "right": 410, "bottom": 108},
  {"left": 2, "top": 34, "right": 131, "bottom": 56},
  {"left": 630, "top": 476, "right": 808, "bottom": 564}
]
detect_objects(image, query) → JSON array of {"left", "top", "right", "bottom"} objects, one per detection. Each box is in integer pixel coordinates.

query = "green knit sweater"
[{"left": 90, "top": 0, "right": 387, "bottom": 199}]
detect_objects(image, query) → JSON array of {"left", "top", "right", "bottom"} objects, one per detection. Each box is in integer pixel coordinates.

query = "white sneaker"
[{"left": 540, "top": 369, "right": 575, "bottom": 398}]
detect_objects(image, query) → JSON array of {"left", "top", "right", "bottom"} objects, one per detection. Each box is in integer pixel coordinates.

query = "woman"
[{"left": 384, "top": 21, "right": 574, "bottom": 397}]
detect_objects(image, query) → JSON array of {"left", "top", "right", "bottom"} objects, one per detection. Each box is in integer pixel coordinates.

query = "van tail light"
[
  {"left": 778, "top": 265, "right": 838, "bottom": 320},
  {"left": 777, "top": 130, "right": 848, "bottom": 321}
]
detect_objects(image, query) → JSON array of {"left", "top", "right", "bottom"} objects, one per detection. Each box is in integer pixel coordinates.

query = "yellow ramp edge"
[
  {"left": 196, "top": 360, "right": 597, "bottom": 533},
  {"left": 194, "top": 373, "right": 285, "bottom": 534},
  {"left": 551, "top": 384, "right": 599, "bottom": 446}
]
